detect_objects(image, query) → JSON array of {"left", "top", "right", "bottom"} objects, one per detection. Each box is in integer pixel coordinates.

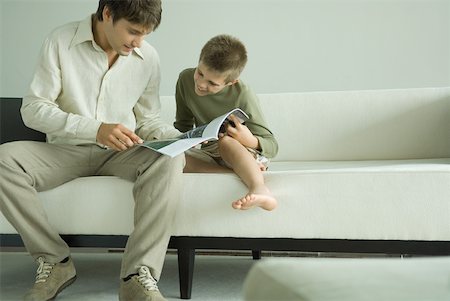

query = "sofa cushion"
[{"left": 1, "top": 158, "right": 449, "bottom": 241}]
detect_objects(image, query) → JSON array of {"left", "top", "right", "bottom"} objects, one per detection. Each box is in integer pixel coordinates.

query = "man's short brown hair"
[{"left": 95, "top": 0, "right": 162, "bottom": 30}]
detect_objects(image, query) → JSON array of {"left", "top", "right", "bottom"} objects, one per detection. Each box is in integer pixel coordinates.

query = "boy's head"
[
  {"left": 194, "top": 34, "right": 248, "bottom": 96},
  {"left": 95, "top": 0, "right": 162, "bottom": 30}
]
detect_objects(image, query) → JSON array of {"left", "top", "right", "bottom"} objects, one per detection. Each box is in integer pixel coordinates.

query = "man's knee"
[
  {"left": 0, "top": 141, "right": 27, "bottom": 165},
  {"left": 172, "top": 153, "right": 186, "bottom": 170},
  {"left": 159, "top": 153, "right": 186, "bottom": 172}
]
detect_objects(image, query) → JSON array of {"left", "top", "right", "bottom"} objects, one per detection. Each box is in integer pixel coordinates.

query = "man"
[{"left": 0, "top": 1, "right": 183, "bottom": 300}]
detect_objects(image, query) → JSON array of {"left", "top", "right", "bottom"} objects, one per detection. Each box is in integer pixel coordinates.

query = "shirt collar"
[
  {"left": 70, "top": 15, "right": 145, "bottom": 60},
  {"left": 70, "top": 15, "right": 94, "bottom": 48}
]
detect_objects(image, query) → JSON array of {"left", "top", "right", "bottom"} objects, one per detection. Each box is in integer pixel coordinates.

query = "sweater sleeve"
[
  {"left": 174, "top": 71, "right": 195, "bottom": 133},
  {"left": 239, "top": 90, "right": 279, "bottom": 158}
]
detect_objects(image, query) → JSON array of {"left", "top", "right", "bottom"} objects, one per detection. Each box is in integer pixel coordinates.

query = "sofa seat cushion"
[
  {"left": 243, "top": 256, "right": 450, "bottom": 301},
  {"left": 177, "top": 158, "right": 450, "bottom": 240},
  {"left": 269, "top": 158, "right": 450, "bottom": 172},
  {"left": 1, "top": 158, "right": 449, "bottom": 240}
]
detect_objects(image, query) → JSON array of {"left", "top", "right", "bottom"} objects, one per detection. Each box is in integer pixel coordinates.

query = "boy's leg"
[
  {"left": 0, "top": 141, "right": 94, "bottom": 262},
  {"left": 184, "top": 148, "right": 231, "bottom": 173},
  {"left": 218, "top": 136, "right": 277, "bottom": 211},
  {"left": 95, "top": 146, "right": 185, "bottom": 280}
]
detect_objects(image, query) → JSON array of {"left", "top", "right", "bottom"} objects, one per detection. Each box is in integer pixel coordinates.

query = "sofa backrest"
[
  {"left": 161, "top": 87, "right": 450, "bottom": 161},
  {"left": 2, "top": 87, "right": 448, "bottom": 161}
]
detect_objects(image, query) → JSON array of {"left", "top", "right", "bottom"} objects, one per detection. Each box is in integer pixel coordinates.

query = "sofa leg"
[
  {"left": 252, "top": 250, "right": 262, "bottom": 260},
  {"left": 177, "top": 247, "right": 195, "bottom": 299}
]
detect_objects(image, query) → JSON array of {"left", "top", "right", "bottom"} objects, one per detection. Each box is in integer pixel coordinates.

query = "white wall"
[{"left": 1, "top": 0, "right": 449, "bottom": 97}]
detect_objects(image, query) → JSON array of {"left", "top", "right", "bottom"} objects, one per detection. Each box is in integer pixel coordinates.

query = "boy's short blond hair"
[{"left": 199, "top": 34, "right": 248, "bottom": 83}]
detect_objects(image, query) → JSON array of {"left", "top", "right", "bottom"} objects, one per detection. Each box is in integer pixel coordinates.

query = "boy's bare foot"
[{"left": 232, "top": 188, "right": 277, "bottom": 211}]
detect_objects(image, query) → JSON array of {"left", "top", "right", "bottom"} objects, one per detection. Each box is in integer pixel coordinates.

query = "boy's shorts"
[{"left": 186, "top": 142, "right": 269, "bottom": 169}]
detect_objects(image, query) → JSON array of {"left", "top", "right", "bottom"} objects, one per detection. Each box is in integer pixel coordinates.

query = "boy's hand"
[
  {"left": 224, "top": 114, "right": 259, "bottom": 149},
  {"left": 97, "top": 123, "right": 143, "bottom": 151}
]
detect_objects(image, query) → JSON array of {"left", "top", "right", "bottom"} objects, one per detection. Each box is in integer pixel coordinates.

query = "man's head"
[
  {"left": 94, "top": 0, "right": 162, "bottom": 55},
  {"left": 194, "top": 34, "right": 248, "bottom": 96},
  {"left": 95, "top": 0, "right": 162, "bottom": 30}
]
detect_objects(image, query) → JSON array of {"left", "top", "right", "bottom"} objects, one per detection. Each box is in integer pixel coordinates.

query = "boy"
[
  {"left": 174, "top": 34, "right": 278, "bottom": 211},
  {"left": 0, "top": 1, "right": 183, "bottom": 300}
]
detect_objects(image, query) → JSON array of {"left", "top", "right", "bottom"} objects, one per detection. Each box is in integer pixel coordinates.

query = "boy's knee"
[
  {"left": 218, "top": 135, "right": 241, "bottom": 154},
  {"left": 218, "top": 135, "right": 235, "bottom": 148}
]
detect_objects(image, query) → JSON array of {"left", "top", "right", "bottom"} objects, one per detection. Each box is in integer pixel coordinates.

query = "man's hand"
[
  {"left": 223, "top": 114, "right": 259, "bottom": 149},
  {"left": 97, "top": 123, "right": 143, "bottom": 151}
]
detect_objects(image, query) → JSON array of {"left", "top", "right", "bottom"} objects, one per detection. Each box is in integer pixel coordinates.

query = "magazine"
[{"left": 138, "top": 108, "right": 249, "bottom": 157}]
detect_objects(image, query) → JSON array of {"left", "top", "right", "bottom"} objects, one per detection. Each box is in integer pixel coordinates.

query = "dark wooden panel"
[{"left": 0, "top": 97, "right": 46, "bottom": 144}]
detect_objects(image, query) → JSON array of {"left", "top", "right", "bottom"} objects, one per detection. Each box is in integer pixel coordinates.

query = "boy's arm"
[
  {"left": 238, "top": 93, "right": 279, "bottom": 158},
  {"left": 255, "top": 133, "right": 278, "bottom": 158},
  {"left": 224, "top": 114, "right": 278, "bottom": 158},
  {"left": 174, "top": 75, "right": 195, "bottom": 132},
  {"left": 245, "top": 118, "right": 279, "bottom": 158},
  {"left": 223, "top": 114, "right": 259, "bottom": 149}
]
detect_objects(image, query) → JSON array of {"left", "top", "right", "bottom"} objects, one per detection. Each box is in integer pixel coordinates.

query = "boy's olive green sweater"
[{"left": 174, "top": 68, "right": 278, "bottom": 158}]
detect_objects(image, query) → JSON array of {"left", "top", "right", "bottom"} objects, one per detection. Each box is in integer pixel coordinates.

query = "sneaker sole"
[{"left": 48, "top": 275, "right": 77, "bottom": 301}]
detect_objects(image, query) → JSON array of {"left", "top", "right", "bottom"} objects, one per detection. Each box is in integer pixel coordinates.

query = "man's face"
[
  {"left": 193, "top": 62, "right": 235, "bottom": 96},
  {"left": 103, "top": 9, "right": 152, "bottom": 56}
]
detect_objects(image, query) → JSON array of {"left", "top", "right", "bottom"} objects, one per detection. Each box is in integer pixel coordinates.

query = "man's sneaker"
[
  {"left": 119, "top": 266, "right": 166, "bottom": 301},
  {"left": 24, "top": 256, "right": 77, "bottom": 301}
]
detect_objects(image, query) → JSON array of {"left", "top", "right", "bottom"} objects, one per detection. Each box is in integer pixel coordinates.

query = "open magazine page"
[
  {"left": 199, "top": 108, "right": 248, "bottom": 138},
  {"left": 140, "top": 137, "right": 205, "bottom": 157},
  {"left": 178, "top": 124, "right": 209, "bottom": 139},
  {"left": 138, "top": 108, "right": 248, "bottom": 158}
]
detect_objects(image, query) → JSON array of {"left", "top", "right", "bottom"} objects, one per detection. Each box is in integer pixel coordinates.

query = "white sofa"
[{"left": 1, "top": 87, "right": 450, "bottom": 299}]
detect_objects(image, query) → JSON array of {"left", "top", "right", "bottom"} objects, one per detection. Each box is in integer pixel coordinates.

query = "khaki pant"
[{"left": 0, "top": 141, "right": 185, "bottom": 279}]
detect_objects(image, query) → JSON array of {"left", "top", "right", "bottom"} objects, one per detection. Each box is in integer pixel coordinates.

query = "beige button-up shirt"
[{"left": 21, "top": 15, "right": 180, "bottom": 146}]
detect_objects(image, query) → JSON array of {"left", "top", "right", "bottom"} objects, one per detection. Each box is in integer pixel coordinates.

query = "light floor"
[
  {"left": 0, "top": 249, "right": 405, "bottom": 301},
  {"left": 0, "top": 249, "right": 256, "bottom": 301}
]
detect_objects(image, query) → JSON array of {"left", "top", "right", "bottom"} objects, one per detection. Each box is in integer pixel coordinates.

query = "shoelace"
[
  {"left": 137, "top": 266, "right": 159, "bottom": 291},
  {"left": 35, "top": 257, "right": 54, "bottom": 283}
]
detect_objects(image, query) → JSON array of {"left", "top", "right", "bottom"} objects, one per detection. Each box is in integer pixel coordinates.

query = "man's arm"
[
  {"left": 21, "top": 36, "right": 102, "bottom": 142},
  {"left": 97, "top": 123, "right": 143, "bottom": 151}
]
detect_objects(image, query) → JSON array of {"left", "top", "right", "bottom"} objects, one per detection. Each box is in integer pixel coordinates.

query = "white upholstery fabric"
[
  {"left": 257, "top": 88, "right": 450, "bottom": 161},
  {"left": 1, "top": 158, "right": 449, "bottom": 240},
  {"left": 1, "top": 88, "right": 449, "bottom": 242},
  {"left": 243, "top": 257, "right": 450, "bottom": 301}
]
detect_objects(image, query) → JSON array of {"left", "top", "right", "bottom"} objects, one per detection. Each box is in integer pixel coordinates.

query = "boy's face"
[
  {"left": 103, "top": 7, "right": 152, "bottom": 56},
  {"left": 193, "top": 61, "right": 237, "bottom": 96}
]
